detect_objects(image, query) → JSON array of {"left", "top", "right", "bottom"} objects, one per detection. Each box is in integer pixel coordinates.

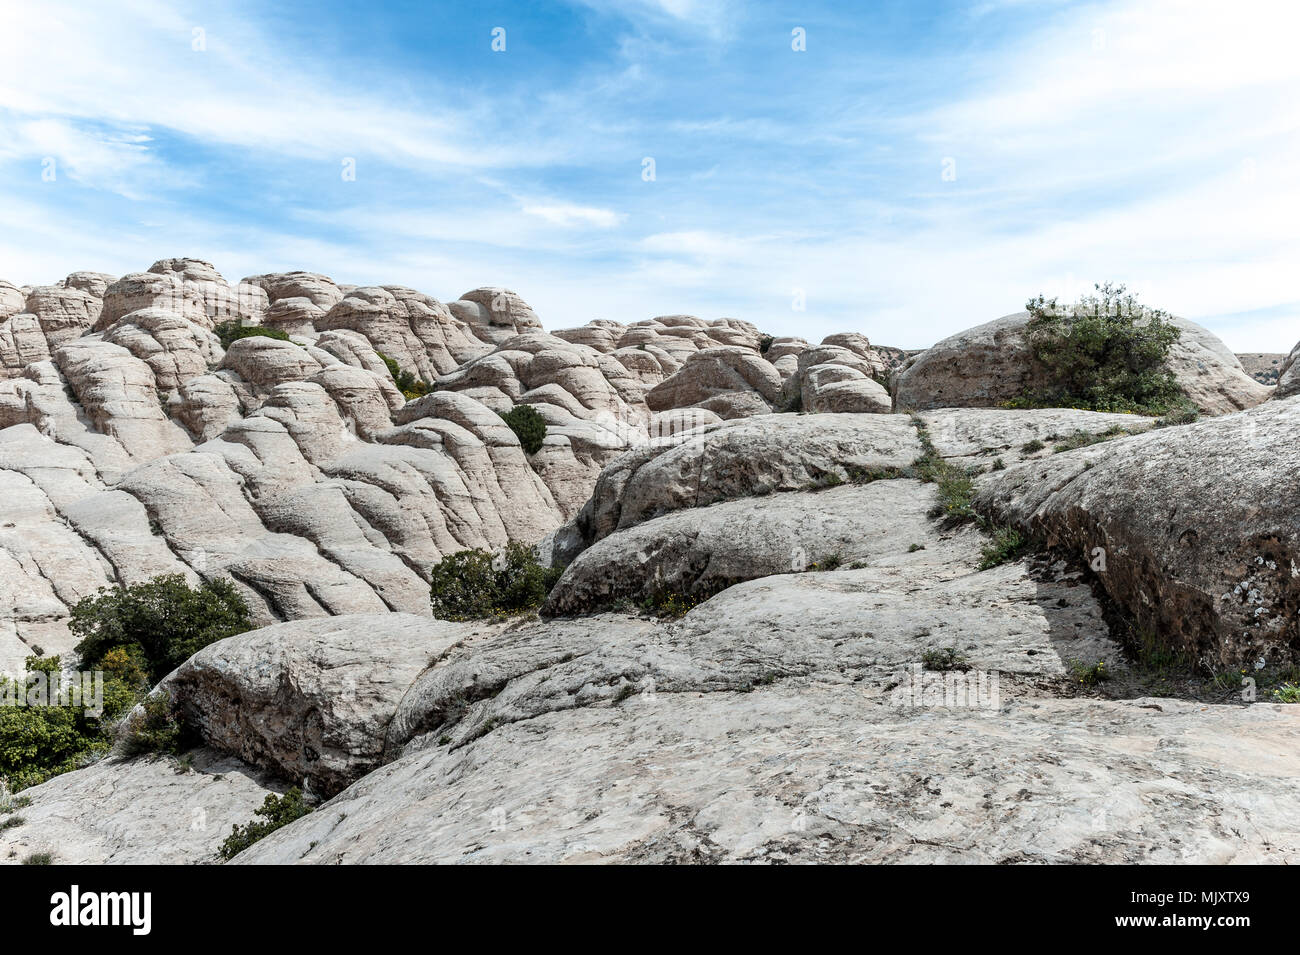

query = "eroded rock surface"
[
  {"left": 895, "top": 311, "right": 1269, "bottom": 415},
  {"left": 976, "top": 397, "right": 1300, "bottom": 668}
]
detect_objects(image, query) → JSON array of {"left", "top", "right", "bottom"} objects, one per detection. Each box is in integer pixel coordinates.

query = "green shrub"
[
  {"left": 218, "top": 787, "right": 313, "bottom": 860},
  {"left": 22, "top": 852, "right": 52, "bottom": 865},
  {"left": 640, "top": 590, "right": 706, "bottom": 619},
  {"left": 1155, "top": 402, "right": 1200, "bottom": 428},
  {"left": 214, "top": 321, "right": 290, "bottom": 350},
  {"left": 0, "top": 655, "right": 138, "bottom": 792},
  {"left": 1052, "top": 426, "right": 1128, "bottom": 453},
  {"left": 376, "top": 350, "right": 431, "bottom": 401},
  {"left": 922, "top": 647, "right": 968, "bottom": 672},
  {"left": 1020, "top": 438, "right": 1046, "bottom": 454},
  {"left": 1273, "top": 684, "right": 1300, "bottom": 703},
  {"left": 758, "top": 334, "right": 774, "bottom": 355},
  {"left": 977, "top": 525, "right": 1029, "bottom": 570},
  {"left": 429, "top": 542, "right": 561, "bottom": 621},
  {"left": 1011, "top": 283, "right": 1183, "bottom": 414},
  {"left": 70, "top": 574, "right": 252, "bottom": 683},
  {"left": 1069, "top": 659, "right": 1110, "bottom": 687},
  {"left": 499, "top": 405, "right": 547, "bottom": 455},
  {"left": 120, "top": 694, "right": 190, "bottom": 757}
]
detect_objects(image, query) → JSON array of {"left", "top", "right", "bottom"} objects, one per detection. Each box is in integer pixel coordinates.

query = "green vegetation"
[
  {"left": 376, "top": 350, "right": 431, "bottom": 401},
  {"left": 758, "top": 334, "right": 774, "bottom": 355},
  {"left": 1, "top": 576, "right": 249, "bottom": 791},
  {"left": 1020, "top": 438, "right": 1046, "bottom": 454},
  {"left": 1051, "top": 425, "right": 1128, "bottom": 453},
  {"left": 214, "top": 321, "right": 291, "bottom": 350},
  {"left": 908, "top": 416, "right": 1039, "bottom": 570},
  {"left": 1069, "top": 659, "right": 1110, "bottom": 687},
  {"left": 120, "top": 694, "right": 190, "bottom": 757},
  {"left": 0, "top": 652, "right": 142, "bottom": 791},
  {"left": 922, "top": 647, "right": 969, "bottom": 672},
  {"left": 499, "top": 404, "right": 548, "bottom": 455},
  {"left": 1006, "top": 283, "right": 1183, "bottom": 414},
  {"left": 639, "top": 590, "right": 708, "bottom": 618},
  {"left": 908, "top": 418, "right": 977, "bottom": 522},
  {"left": 22, "top": 853, "right": 52, "bottom": 865},
  {"left": 977, "top": 525, "right": 1030, "bottom": 570},
  {"left": 1155, "top": 402, "right": 1200, "bottom": 428},
  {"left": 1273, "top": 684, "right": 1300, "bottom": 703},
  {"left": 70, "top": 575, "right": 252, "bottom": 683},
  {"left": 429, "top": 542, "right": 561, "bottom": 621},
  {"left": 218, "top": 787, "right": 313, "bottom": 860}
]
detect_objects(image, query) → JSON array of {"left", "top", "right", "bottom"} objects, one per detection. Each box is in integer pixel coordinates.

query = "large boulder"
[
  {"left": 976, "top": 396, "right": 1300, "bottom": 668},
  {"left": 894, "top": 311, "right": 1269, "bottom": 415},
  {"left": 561, "top": 412, "right": 922, "bottom": 553},
  {"left": 646, "top": 346, "right": 783, "bottom": 419},
  {"left": 163, "top": 614, "right": 479, "bottom": 796},
  {"left": 545, "top": 479, "right": 941, "bottom": 614},
  {"left": 1275, "top": 340, "right": 1300, "bottom": 399}
]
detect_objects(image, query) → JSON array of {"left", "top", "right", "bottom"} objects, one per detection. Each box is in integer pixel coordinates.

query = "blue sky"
[{"left": 1, "top": 0, "right": 1298, "bottom": 349}]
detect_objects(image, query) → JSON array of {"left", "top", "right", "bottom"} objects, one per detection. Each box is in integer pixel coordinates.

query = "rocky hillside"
[{"left": 2, "top": 259, "right": 1298, "bottom": 865}]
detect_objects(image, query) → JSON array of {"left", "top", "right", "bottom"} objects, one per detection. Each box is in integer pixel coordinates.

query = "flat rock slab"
[
  {"left": 234, "top": 686, "right": 1300, "bottom": 864},
  {"left": 546, "top": 479, "right": 943, "bottom": 614},
  {"left": 920, "top": 407, "right": 1154, "bottom": 468},
  {"left": 578, "top": 412, "right": 922, "bottom": 545},
  {"left": 0, "top": 748, "right": 281, "bottom": 865}
]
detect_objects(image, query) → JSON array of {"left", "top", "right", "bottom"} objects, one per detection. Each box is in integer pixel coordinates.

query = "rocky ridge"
[{"left": 2, "top": 258, "right": 1298, "bottom": 865}]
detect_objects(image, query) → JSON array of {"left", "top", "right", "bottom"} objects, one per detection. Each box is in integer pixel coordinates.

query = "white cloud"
[{"left": 520, "top": 201, "right": 625, "bottom": 229}]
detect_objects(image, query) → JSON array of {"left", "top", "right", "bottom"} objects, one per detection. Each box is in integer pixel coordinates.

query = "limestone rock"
[
  {"left": 646, "top": 346, "right": 783, "bottom": 419},
  {"left": 565, "top": 412, "right": 922, "bottom": 550},
  {"left": 976, "top": 397, "right": 1300, "bottom": 668},
  {"left": 894, "top": 311, "right": 1269, "bottom": 415},
  {"left": 448, "top": 287, "right": 544, "bottom": 345},
  {"left": 0, "top": 749, "right": 281, "bottom": 865},
  {"left": 23, "top": 285, "right": 102, "bottom": 346},
  {"left": 233, "top": 688, "right": 1300, "bottom": 864},
  {"left": 164, "top": 613, "right": 480, "bottom": 796}
]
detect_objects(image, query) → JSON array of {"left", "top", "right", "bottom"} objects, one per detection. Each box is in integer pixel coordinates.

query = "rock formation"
[
  {"left": 2, "top": 259, "right": 1297, "bottom": 866},
  {"left": 894, "top": 311, "right": 1270, "bottom": 415}
]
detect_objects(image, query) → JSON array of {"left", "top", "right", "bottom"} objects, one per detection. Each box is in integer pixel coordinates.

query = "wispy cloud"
[{"left": 0, "top": 0, "right": 1296, "bottom": 351}]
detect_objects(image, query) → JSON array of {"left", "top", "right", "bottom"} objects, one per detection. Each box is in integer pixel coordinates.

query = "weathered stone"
[
  {"left": 895, "top": 311, "right": 1269, "bottom": 415},
  {"left": 976, "top": 397, "right": 1300, "bottom": 668}
]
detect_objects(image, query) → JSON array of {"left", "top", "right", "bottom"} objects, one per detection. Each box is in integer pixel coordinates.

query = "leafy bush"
[
  {"left": 1273, "top": 684, "right": 1300, "bottom": 703},
  {"left": 218, "top": 787, "right": 313, "bottom": 860},
  {"left": 376, "top": 350, "right": 431, "bottom": 401},
  {"left": 1010, "top": 283, "right": 1183, "bottom": 414},
  {"left": 1155, "top": 402, "right": 1200, "bottom": 428},
  {"left": 0, "top": 655, "right": 139, "bottom": 791},
  {"left": 70, "top": 575, "right": 252, "bottom": 683},
  {"left": 214, "top": 321, "right": 290, "bottom": 350},
  {"left": 758, "top": 334, "right": 774, "bottom": 355},
  {"left": 1069, "top": 659, "right": 1110, "bottom": 687},
  {"left": 977, "top": 525, "right": 1029, "bottom": 570},
  {"left": 429, "top": 542, "right": 561, "bottom": 621},
  {"left": 120, "top": 694, "right": 190, "bottom": 757},
  {"left": 499, "top": 404, "right": 547, "bottom": 455}
]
